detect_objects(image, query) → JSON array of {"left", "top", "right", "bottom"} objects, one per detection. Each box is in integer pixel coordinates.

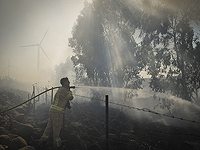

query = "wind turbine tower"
[
  {"left": 21, "top": 27, "right": 52, "bottom": 72},
  {"left": 4, "top": 58, "right": 15, "bottom": 78}
]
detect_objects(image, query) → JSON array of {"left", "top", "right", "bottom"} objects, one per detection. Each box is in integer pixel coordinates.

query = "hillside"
[{"left": 0, "top": 85, "right": 200, "bottom": 150}]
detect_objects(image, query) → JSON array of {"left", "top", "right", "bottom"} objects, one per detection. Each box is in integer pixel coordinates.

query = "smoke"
[
  {"left": 123, "top": 0, "right": 193, "bottom": 12},
  {"left": 0, "top": 76, "right": 33, "bottom": 92},
  {"left": 52, "top": 56, "right": 76, "bottom": 86},
  {"left": 73, "top": 81, "right": 200, "bottom": 129}
]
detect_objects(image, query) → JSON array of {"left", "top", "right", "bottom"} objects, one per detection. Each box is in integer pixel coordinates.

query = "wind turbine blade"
[
  {"left": 40, "top": 27, "right": 50, "bottom": 45},
  {"left": 4, "top": 66, "right": 9, "bottom": 71},
  {"left": 40, "top": 46, "right": 52, "bottom": 63},
  {"left": 20, "top": 44, "right": 38, "bottom": 47}
]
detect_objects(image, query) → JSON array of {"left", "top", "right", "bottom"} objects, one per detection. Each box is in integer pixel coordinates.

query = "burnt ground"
[{"left": 30, "top": 100, "right": 200, "bottom": 150}]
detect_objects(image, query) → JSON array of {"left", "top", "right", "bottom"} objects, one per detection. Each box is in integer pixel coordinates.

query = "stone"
[
  {"left": 33, "top": 128, "right": 42, "bottom": 134},
  {"left": 14, "top": 112, "right": 26, "bottom": 123},
  {"left": 18, "top": 146, "right": 35, "bottom": 150},
  {"left": 0, "top": 144, "right": 5, "bottom": 150},
  {"left": 0, "top": 115, "right": 3, "bottom": 124},
  {"left": 0, "top": 127, "right": 9, "bottom": 135},
  {"left": 10, "top": 136, "right": 27, "bottom": 150},
  {"left": 23, "top": 103, "right": 33, "bottom": 114},
  {"left": 0, "top": 135, "right": 11, "bottom": 147},
  {"left": 8, "top": 133, "right": 19, "bottom": 140},
  {"left": 15, "top": 107, "right": 25, "bottom": 114},
  {"left": 10, "top": 120, "right": 33, "bottom": 141},
  {"left": 36, "top": 119, "right": 48, "bottom": 128}
]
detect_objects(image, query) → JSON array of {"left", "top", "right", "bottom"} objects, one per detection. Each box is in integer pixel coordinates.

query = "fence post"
[
  {"left": 37, "top": 87, "right": 39, "bottom": 102},
  {"left": 27, "top": 94, "right": 30, "bottom": 112},
  {"left": 105, "top": 95, "right": 109, "bottom": 150},
  {"left": 45, "top": 87, "right": 48, "bottom": 107},
  {"left": 33, "top": 85, "right": 35, "bottom": 118},
  {"left": 51, "top": 87, "right": 53, "bottom": 104}
]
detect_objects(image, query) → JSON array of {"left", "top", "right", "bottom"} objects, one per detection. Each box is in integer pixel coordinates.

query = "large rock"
[
  {"left": 0, "top": 144, "right": 5, "bottom": 150},
  {"left": 0, "top": 135, "right": 11, "bottom": 147},
  {"left": 14, "top": 112, "right": 26, "bottom": 123},
  {"left": 8, "top": 134, "right": 18, "bottom": 140},
  {"left": 18, "top": 146, "right": 35, "bottom": 150},
  {"left": 0, "top": 115, "right": 3, "bottom": 125},
  {"left": 23, "top": 102, "right": 33, "bottom": 114},
  {"left": 10, "top": 136, "right": 27, "bottom": 150},
  {"left": 0, "top": 115, "right": 10, "bottom": 128},
  {"left": 0, "top": 127, "right": 9, "bottom": 135},
  {"left": 15, "top": 107, "right": 25, "bottom": 114},
  {"left": 36, "top": 118, "right": 48, "bottom": 128},
  {"left": 10, "top": 120, "right": 33, "bottom": 141}
]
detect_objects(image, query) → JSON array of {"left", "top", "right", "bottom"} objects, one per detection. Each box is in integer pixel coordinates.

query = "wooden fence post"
[
  {"left": 45, "top": 87, "right": 48, "bottom": 107},
  {"left": 33, "top": 85, "right": 35, "bottom": 118},
  {"left": 106, "top": 95, "right": 109, "bottom": 150},
  {"left": 51, "top": 87, "right": 53, "bottom": 104}
]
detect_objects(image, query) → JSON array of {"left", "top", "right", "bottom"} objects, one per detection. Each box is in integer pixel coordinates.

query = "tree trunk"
[
  {"left": 180, "top": 53, "right": 191, "bottom": 101},
  {"left": 173, "top": 20, "right": 191, "bottom": 101}
]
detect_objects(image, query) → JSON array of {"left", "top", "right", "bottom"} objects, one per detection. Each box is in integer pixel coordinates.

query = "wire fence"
[
  {"left": 73, "top": 94, "right": 200, "bottom": 137},
  {"left": 69, "top": 101, "right": 159, "bottom": 150},
  {"left": 0, "top": 86, "right": 200, "bottom": 149},
  {"left": 74, "top": 94, "right": 200, "bottom": 125},
  {"left": 1, "top": 86, "right": 200, "bottom": 124}
]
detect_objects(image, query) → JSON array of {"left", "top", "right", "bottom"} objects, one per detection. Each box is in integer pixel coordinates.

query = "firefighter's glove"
[
  {"left": 66, "top": 102, "right": 71, "bottom": 109},
  {"left": 66, "top": 105, "right": 71, "bottom": 109}
]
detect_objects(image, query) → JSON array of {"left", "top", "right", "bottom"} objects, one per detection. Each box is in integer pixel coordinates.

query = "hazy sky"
[
  {"left": 0, "top": 0, "right": 90, "bottom": 84},
  {"left": 1, "top": 0, "right": 199, "bottom": 86}
]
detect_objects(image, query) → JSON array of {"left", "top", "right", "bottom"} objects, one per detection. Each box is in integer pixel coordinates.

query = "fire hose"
[{"left": 0, "top": 86, "right": 75, "bottom": 114}]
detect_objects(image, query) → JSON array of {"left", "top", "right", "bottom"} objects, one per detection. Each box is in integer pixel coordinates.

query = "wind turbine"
[
  {"left": 4, "top": 58, "right": 15, "bottom": 77},
  {"left": 20, "top": 27, "right": 52, "bottom": 72}
]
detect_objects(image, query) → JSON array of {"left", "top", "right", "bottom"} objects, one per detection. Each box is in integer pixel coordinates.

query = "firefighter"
[{"left": 39, "top": 77, "right": 74, "bottom": 148}]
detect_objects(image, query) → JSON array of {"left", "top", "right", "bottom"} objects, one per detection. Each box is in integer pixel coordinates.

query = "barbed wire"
[
  {"left": 2, "top": 86, "right": 199, "bottom": 150},
  {"left": 136, "top": 126, "right": 200, "bottom": 138},
  {"left": 71, "top": 101, "right": 115, "bottom": 150},
  {"left": 71, "top": 101, "right": 158, "bottom": 150},
  {"left": 74, "top": 94, "right": 200, "bottom": 125},
  {"left": 1, "top": 87, "right": 200, "bottom": 126},
  {"left": 64, "top": 106, "right": 104, "bottom": 150},
  {"left": 71, "top": 101, "right": 105, "bottom": 138},
  {"left": 70, "top": 100, "right": 159, "bottom": 150},
  {"left": 1, "top": 87, "right": 200, "bottom": 138},
  {"left": 0, "top": 86, "right": 60, "bottom": 114},
  {"left": 76, "top": 95, "right": 200, "bottom": 138},
  {"left": 109, "top": 101, "right": 200, "bottom": 125}
]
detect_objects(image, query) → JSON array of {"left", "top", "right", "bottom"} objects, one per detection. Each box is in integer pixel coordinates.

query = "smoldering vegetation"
[
  {"left": 0, "top": 84, "right": 200, "bottom": 149},
  {"left": 0, "top": 87, "right": 34, "bottom": 150},
  {"left": 35, "top": 85, "right": 200, "bottom": 149},
  {"left": 0, "top": 77, "right": 33, "bottom": 92},
  {"left": 74, "top": 85, "right": 200, "bottom": 128}
]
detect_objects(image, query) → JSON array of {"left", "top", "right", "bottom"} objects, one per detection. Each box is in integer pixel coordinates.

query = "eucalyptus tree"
[
  {"left": 69, "top": 0, "right": 144, "bottom": 88},
  {"left": 69, "top": 0, "right": 200, "bottom": 101},
  {"left": 130, "top": 0, "right": 200, "bottom": 101}
]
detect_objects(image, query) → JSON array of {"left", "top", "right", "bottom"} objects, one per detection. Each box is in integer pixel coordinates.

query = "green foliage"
[
  {"left": 67, "top": 0, "right": 200, "bottom": 101},
  {"left": 69, "top": 0, "right": 144, "bottom": 88},
  {"left": 133, "top": 0, "right": 200, "bottom": 101}
]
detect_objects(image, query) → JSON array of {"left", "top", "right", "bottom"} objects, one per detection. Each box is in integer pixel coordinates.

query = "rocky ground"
[{"left": 0, "top": 88, "right": 200, "bottom": 150}]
